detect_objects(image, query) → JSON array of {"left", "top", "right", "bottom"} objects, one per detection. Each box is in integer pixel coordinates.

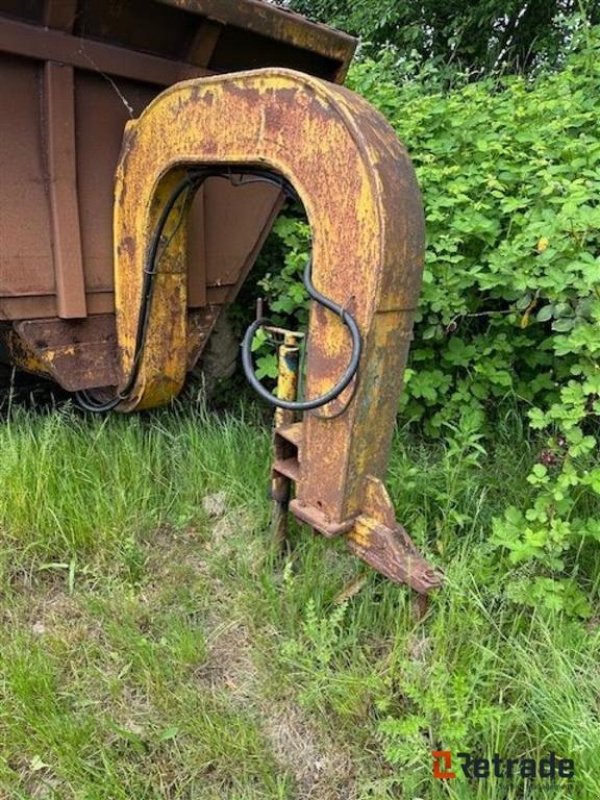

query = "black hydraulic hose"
[
  {"left": 241, "top": 258, "right": 362, "bottom": 411},
  {"left": 76, "top": 172, "right": 204, "bottom": 412},
  {"left": 75, "top": 167, "right": 361, "bottom": 414},
  {"left": 76, "top": 169, "right": 300, "bottom": 412}
]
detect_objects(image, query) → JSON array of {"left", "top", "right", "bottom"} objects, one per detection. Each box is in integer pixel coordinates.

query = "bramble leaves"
[{"left": 259, "top": 26, "right": 600, "bottom": 615}]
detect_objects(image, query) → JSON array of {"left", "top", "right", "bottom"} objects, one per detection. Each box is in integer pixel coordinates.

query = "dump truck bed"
[{"left": 0, "top": 0, "right": 355, "bottom": 324}]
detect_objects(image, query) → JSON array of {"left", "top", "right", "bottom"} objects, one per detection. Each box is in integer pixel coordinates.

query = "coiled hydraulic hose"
[{"left": 241, "top": 257, "right": 361, "bottom": 411}]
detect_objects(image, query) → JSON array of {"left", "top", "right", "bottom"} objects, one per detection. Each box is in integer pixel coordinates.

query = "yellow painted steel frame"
[
  {"left": 271, "top": 332, "right": 300, "bottom": 548},
  {"left": 114, "top": 67, "right": 442, "bottom": 593}
]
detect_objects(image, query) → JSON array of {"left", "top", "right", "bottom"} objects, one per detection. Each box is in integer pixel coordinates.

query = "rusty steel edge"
[{"left": 112, "top": 66, "right": 442, "bottom": 592}]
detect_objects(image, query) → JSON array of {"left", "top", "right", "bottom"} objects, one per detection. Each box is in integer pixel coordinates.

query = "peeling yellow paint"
[{"left": 112, "top": 67, "right": 437, "bottom": 592}]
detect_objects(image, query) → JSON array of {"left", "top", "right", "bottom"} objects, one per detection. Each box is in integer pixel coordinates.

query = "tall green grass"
[
  {"left": 1, "top": 401, "right": 599, "bottom": 798},
  {"left": 0, "top": 402, "right": 271, "bottom": 568}
]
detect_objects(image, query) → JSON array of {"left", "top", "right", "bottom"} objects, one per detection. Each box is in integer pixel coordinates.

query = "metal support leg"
[{"left": 271, "top": 333, "right": 299, "bottom": 549}]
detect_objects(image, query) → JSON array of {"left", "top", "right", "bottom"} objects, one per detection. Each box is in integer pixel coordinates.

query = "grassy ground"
[{"left": 1, "top": 400, "right": 599, "bottom": 799}]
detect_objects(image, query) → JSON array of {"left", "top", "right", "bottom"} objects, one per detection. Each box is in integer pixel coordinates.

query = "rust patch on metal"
[
  {"left": 111, "top": 65, "right": 437, "bottom": 592},
  {"left": 347, "top": 476, "right": 442, "bottom": 593},
  {"left": 185, "top": 305, "right": 221, "bottom": 370},
  {"left": 271, "top": 332, "right": 301, "bottom": 547},
  {"left": 11, "top": 316, "right": 118, "bottom": 391},
  {"left": 348, "top": 516, "right": 443, "bottom": 594},
  {"left": 157, "top": 0, "right": 356, "bottom": 81}
]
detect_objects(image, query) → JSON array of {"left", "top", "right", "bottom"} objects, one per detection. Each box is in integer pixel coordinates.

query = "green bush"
[{"left": 258, "top": 26, "right": 600, "bottom": 612}]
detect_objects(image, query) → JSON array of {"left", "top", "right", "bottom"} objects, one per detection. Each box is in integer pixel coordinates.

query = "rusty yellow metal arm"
[{"left": 113, "top": 67, "right": 442, "bottom": 593}]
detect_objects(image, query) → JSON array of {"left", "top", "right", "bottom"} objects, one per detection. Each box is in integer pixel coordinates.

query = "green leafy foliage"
[
  {"left": 258, "top": 217, "right": 311, "bottom": 324},
  {"left": 259, "top": 26, "right": 600, "bottom": 613},
  {"left": 248, "top": 215, "right": 312, "bottom": 381},
  {"left": 287, "top": 0, "right": 600, "bottom": 77}
]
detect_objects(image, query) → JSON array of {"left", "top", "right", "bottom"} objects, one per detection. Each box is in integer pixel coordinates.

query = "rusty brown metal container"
[{"left": 0, "top": 0, "right": 355, "bottom": 391}]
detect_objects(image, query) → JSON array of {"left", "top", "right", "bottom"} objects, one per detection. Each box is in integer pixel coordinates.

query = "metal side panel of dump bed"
[{"left": 0, "top": 0, "right": 355, "bottom": 389}]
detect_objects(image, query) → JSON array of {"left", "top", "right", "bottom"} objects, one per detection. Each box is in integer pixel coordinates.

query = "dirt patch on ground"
[
  {"left": 196, "top": 587, "right": 358, "bottom": 798},
  {"left": 199, "top": 615, "right": 358, "bottom": 799},
  {"left": 263, "top": 702, "right": 357, "bottom": 800},
  {"left": 1, "top": 573, "right": 106, "bottom": 651},
  {"left": 196, "top": 617, "right": 257, "bottom": 697},
  {"left": 202, "top": 491, "right": 228, "bottom": 519}
]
